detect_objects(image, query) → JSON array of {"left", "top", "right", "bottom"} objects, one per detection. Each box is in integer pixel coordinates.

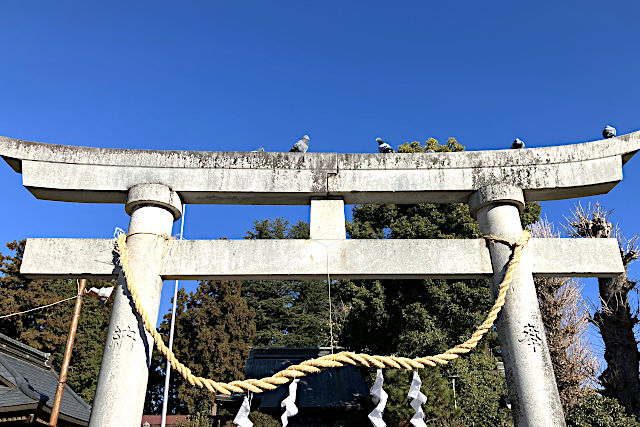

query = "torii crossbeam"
[{"left": 2, "top": 131, "right": 639, "bottom": 427}]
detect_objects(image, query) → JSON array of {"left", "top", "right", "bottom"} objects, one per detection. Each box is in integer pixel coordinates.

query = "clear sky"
[{"left": 1, "top": 2, "right": 638, "bottom": 358}]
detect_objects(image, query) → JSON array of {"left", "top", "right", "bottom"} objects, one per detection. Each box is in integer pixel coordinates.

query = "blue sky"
[{"left": 1, "top": 2, "right": 639, "bottom": 358}]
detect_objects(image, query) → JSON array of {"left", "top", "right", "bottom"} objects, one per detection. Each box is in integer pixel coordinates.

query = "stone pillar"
[
  {"left": 469, "top": 185, "right": 565, "bottom": 427},
  {"left": 90, "top": 184, "right": 182, "bottom": 427}
]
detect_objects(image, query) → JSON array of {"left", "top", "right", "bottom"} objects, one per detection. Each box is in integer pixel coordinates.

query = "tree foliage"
[
  {"left": 176, "top": 411, "right": 214, "bottom": 427},
  {"left": 145, "top": 281, "right": 255, "bottom": 414},
  {"left": 566, "top": 393, "right": 640, "bottom": 427},
  {"left": 243, "top": 218, "right": 332, "bottom": 347},
  {"left": 0, "top": 240, "right": 113, "bottom": 405},
  {"left": 223, "top": 412, "right": 280, "bottom": 427}
]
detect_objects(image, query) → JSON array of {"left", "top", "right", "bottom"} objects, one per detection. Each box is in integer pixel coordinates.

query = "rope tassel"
[{"left": 113, "top": 229, "right": 531, "bottom": 395}]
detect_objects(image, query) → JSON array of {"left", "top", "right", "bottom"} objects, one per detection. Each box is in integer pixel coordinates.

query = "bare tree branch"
[
  {"left": 565, "top": 204, "right": 640, "bottom": 419},
  {"left": 531, "top": 218, "right": 600, "bottom": 410}
]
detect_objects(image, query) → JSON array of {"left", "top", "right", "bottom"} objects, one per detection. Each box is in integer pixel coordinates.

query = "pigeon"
[
  {"left": 289, "top": 135, "right": 310, "bottom": 153},
  {"left": 511, "top": 138, "right": 525, "bottom": 149},
  {"left": 602, "top": 125, "right": 616, "bottom": 139},
  {"left": 376, "top": 138, "right": 394, "bottom": 153},
  {"left": 251, "top": 147, "right": 265, "bottom": 152}
]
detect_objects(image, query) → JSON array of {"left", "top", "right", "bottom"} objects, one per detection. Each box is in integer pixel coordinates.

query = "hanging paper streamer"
[
  {"left": 407, "top": 372, "right": 428, "bottom": 427},
  {"left": 233, "top": 394, "right": 253, "bottom": 427},
  {"left": 368, "top": 369, "right": 388, "bottom": 427},
  {"left": 84, "top": 286, "right": 114, "bottom": 305},
  {"left": 281, "top": 378, "right": 300, "bottom": 427}
]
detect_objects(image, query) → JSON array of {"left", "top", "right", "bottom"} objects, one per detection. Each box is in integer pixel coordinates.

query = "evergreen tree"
[
  {"left": 566, "top": 393, "right": 640, "bottom": 427},
  {"left": 242, "top": 218, "right": 332, "bottom": 347},
  {"left": 0, "top": 240, "right": 113, "bottom": 405},
  {"left": 146, "top": 281, "right": 255, "bottom": 414}
]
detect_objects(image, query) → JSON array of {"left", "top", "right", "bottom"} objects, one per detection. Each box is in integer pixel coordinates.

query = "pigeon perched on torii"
[
  {"left": 602, "top": 125, "right": 616, "bottom": 139},
  {"left": 376, "top": 138, "right": 394, "bottom": 153},
  {"left": 511, "top": 138, "right": 525, "bottom": 149},
  {"left": 290, "top": 135, "right": 310, "bottom": 153}
]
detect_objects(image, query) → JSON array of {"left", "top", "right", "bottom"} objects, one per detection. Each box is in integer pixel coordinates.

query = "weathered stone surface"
[
  {"left": 20, "top": 160, "right": 331, "bottom": 204},
  {"left": 468, "top": 184, "right": 525, "bottom": 218},
  {"left": 476, "top": 197, "right": 566, "bottom": 426},
  {"left": 1, "top": 130, "right": 638, "bottom": 204},
  {"left": 2, "top": 131, "right": 637, "bottom": 170},
  {"left": 309, "top": 199, "right": 346, "bottom": 240},
  {"left": 329, "top": 155, "right": 623, "bottom": 204},
  {"left": 21, "top": 237, "right": 624, "bottom": 280},
  {"left": 126, "top": 183, "right": 183, "bottom": 221},
  {"left": 90, "top": 185, "right": 180, "bottom": 427}
]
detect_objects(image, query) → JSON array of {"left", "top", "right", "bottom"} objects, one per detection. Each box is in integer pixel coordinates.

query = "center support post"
[
  {"left": 469, "top": 185, "right": 566, "bottom": 427},
  {"left": 90, "top": 184, "right": 182, "bottom": 427},
  {"left": 310, "top": 198, "right": 346, "bottom": 240}
]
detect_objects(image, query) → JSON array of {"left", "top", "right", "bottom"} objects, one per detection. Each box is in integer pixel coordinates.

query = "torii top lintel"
[{"left": 1, "top": 131, "right": 638, "bottom": 205}]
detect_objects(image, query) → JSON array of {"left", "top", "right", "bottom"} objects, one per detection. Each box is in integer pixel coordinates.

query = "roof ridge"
[{"left": 0, "top": 333, "right": 51, "bottom": 368}]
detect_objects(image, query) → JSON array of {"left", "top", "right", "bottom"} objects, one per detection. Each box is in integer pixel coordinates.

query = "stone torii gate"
[{"left": 1, "top": 131, "right": 639, "bottom": 427}]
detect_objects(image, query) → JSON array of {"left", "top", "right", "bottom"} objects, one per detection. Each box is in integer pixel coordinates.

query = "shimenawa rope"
[{"left": 114, "top": 229, "right": 531, "bottom": 395}]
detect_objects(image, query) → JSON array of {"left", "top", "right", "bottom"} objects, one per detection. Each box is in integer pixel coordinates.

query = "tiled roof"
[
  {"left": 243, "top": 347, "right": 370, "bottom": 409},
  {"left": 141, "top": 414, "right": 190, "bottom": 426},
  {"left": 0, "top": 333, "right": 91, "bottom": 425}
]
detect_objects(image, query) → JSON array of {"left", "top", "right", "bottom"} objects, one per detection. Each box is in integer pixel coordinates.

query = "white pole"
[
  {"left": 452, "top": 377, "right": 457, "bottom": 410},
  {"left": 161, "top": 204, "right": 186, "bottom": 427}
]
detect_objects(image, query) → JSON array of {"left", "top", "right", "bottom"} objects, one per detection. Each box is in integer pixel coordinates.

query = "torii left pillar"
[{"left": 90, "top": 184, "right": 182, "bottom": 427}]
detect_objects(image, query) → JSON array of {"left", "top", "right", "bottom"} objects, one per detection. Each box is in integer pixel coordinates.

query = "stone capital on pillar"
[
  {"left": 125, "top": 183, "right": 183, "bottom": 221},
  {"left": 468, "top": 184, "right": 524, "bottom": 220}
]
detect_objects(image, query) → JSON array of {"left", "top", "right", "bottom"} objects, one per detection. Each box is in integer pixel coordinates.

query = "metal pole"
[
  {"left": 161, "top": 204, "right": 186, "bottom": 427},
  {"left": 49, "top": 278, "right": 86, "bottom": 426}
]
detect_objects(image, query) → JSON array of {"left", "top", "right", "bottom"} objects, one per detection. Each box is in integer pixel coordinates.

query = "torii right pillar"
[{"left": 469, "top": 185, "right": 566, "bottom": 427}]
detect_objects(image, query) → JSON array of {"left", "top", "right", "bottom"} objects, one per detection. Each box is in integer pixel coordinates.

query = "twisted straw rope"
[{"left": 115, "top": 229, "right": 531, "bottom": 395}]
